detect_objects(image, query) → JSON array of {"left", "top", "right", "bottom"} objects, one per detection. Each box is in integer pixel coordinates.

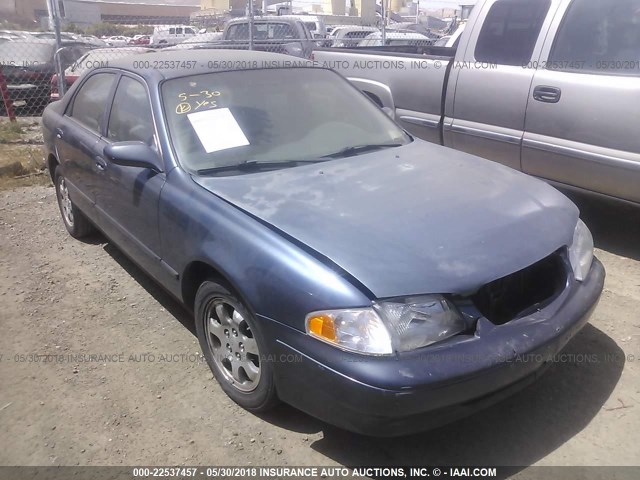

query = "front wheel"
[{"left": 195, "top": 280, "right": 278, "bottom": 411}]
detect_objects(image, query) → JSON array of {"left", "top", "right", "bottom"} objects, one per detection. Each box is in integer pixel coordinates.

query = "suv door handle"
[
  {"left": 95, "top": 157, "right": 107, "bottom": 171},
  {"left": 533, "top": 86, "right": 562, "bottom": 103}
]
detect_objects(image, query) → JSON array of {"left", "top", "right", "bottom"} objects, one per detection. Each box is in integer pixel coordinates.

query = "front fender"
[{"left": 159, "top": 169, "right": 371, "bottom": 331}]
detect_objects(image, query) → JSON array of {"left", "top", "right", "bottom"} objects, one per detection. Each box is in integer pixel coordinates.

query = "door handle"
[
  {"left": 95, "top": 157, "right": 107, "bottom": 171},
  {"left": 55, "top": 128, "right": 64, "bottom": 139},
  {"left": 533, "top": 86, "right": 561, "bottom": 103}
]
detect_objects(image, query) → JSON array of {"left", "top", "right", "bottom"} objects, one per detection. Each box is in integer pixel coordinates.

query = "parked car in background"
[
  {"left": 151, "top": 25, "right": 197, "bottom": 45},
  {"left": 50, "top": 47, "right": 154, "bottom": 100},
  {"left": 128, "top": 35, "right": 151, "bottom": 45},
  {"left": 327, "top": 26, "right": 380, "bottom": 47},
  {"left": 0, "top": 38, "right": 94, "bottom": 114},
  {"left": 434, "top": 23, "right": 466, "bottom": 48},
  {"left": 277, "top": 15, "right": 328, "bottom": 39},
  {"left": 0, "top": 30, "right": 28, "bottom": 39},
  {"left": 222, "top": 17, "right": 314, "bottom": 59},
  {"left": 105, "top": 36, "right": 130, "bottom": 47},
  {"left": 315, "top": 0, "right": 640, "bottom": 206},
  {"left": 42, "top": 49, "right": 604, "bottom": 436},
  {"left": 176, "top": 31, "right": 223, "bottom": 47},
  {"left": 359, "top": 31, "right": 434, "bottom": 47},
  {"left": 29, "top": 31, "right": 79, "bottom": 41},
  {"left": 78, "top": 35, "right": 107, "bottom": 46},
  {"left": 388, "top": 22, "right": 437, "bottom": 37}
]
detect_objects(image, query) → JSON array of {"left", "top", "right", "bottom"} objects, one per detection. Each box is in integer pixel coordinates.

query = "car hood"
[{"left": 195, "top": 140, "right": 579, "bottom": 298}]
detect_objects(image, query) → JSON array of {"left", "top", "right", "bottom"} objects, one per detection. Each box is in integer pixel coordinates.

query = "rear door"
[
  {"left": 95, "top": 73, "right": 166, "bottom": 277},
  {"left": 55, "top": 72, "right": 117, "bottom": 216},
  {"left": 522, "top": 0, "right": 640, "bottom": 203},
  {"left": 445, "top": 0, "right": 560, "bottom": 171}
]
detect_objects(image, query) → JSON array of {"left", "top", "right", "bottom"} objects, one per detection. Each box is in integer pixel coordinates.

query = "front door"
[{"left": 95, "top": 74, "right": 167, "bottom": 278}]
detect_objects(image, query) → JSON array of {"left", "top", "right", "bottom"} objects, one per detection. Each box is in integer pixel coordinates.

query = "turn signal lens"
[
  {"left": 305, "top": 309, "right": 393, "bottom": 355},
  {"left": 307, "top": 315, "right": 337, "bottom": 342}
]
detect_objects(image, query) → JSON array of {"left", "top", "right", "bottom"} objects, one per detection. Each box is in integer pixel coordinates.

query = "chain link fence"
[{"left": 1, "top": 1, "right": 452, "bottom": 120}]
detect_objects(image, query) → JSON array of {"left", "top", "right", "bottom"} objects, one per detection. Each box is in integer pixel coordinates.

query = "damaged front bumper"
[{"left": 261, "top": 258, "right": 605, "bottom": 436}]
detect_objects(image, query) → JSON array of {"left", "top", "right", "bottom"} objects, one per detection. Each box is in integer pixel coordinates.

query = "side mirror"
[
  {"left": 104, "top": 142, "right": 163, "bottom": 172},
  {"left": 381, "top": 106, "right": 396, "bottom": 120}
]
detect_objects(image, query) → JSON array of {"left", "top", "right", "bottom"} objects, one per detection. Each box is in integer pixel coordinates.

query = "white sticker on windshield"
[{"left": 187, "top": 108, "right": 249, "bottom": 154}]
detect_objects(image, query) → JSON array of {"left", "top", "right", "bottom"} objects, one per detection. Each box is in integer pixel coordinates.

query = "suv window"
[
  {"left": 227, "top": 22, "right": 296, "bottom": 40},
  {"left": 475, "top": 0, "right": 551, "bottom": 66},
  {"left": 107, "top": 76, "right": 154, "bottom": 145},
  {"left": 549, "top": 0, "right": 640, "bottom": 75},
  {"left": 69, "top": 73, "right": 115, "bottom": 133}
]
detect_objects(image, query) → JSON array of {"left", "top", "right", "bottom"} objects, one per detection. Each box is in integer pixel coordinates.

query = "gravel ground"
[{"left": 0, "top": 184, "right": 638, "bottom": 472}]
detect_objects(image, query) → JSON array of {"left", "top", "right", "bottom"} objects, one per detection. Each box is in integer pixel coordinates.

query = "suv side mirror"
[{"left": 104, "top": 142, "right": 163, "bottom": 172}]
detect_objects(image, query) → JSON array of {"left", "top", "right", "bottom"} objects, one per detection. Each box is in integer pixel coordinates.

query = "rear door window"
[
  {"left": 69, "top": 73, "right": 116, "bottom": 134},
  {"left": 548, "top": 0, "right": 640, "bottom": 75},
  {"left": 475, "top": 0, "right": 552, "bottom": 65}
]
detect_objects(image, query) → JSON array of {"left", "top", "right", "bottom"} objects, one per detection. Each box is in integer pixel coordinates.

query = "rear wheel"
[
  {"left": 195, "top": 280, "right": 278, "bottom": 411},
  {"left": 54, "top": 167, "right": 94, "bottom": 238}
]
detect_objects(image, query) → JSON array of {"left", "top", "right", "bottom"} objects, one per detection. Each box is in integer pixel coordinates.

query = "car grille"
[{"left": 469, "top": 251, "right": 569, "bottom": 325}]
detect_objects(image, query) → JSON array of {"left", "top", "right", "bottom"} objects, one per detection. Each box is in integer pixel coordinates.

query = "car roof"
[{"left": 107, "top": 49, "right": 314, "bottom": 81}]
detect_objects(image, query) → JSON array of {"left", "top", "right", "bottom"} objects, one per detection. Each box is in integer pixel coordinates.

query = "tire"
[
  {"left": 54, "top": 167, "right": 94, "bottom": 239},
  {"left": 195, "top": 280, "right": 278, "bottom": 412}
]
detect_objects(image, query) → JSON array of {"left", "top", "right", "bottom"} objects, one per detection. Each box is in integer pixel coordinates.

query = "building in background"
[{"left": 2, "top": 0, "right": 200, "bottom": 26}]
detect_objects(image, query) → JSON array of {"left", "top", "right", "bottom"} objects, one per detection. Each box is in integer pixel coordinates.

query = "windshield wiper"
[
  {"left": 321, "top": 143, "right": 404, "bottom": 159},
  {"left": 196, "top": 159, "right": 326, "bottom": 176}
]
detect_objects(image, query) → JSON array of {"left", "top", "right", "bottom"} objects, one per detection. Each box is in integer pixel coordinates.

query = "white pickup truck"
[{"left": 314, "top": 0, "right": 640, "bottom": 205}]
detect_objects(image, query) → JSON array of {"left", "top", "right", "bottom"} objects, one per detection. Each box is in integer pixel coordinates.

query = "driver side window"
[{"left": 107, "top": 76, "right": 155, "bottom": 146}]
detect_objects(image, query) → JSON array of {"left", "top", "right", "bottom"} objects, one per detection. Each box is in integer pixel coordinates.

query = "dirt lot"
[{"left": 0, "top": 179, "right": 638, "bottom": 472}]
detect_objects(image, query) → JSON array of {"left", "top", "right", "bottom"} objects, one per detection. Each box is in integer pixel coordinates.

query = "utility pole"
[
  {"left": 416, "top": 0, "right": 420, "bottom": 23},
  {"left": 247, "top": 0, "right": 254, "bottom": 50},
  {"left": 381, "top": 0, "right": 386, "bottom": 45},
  {"left": 47, "top": 0, "right": 66, "bottom": 98}
]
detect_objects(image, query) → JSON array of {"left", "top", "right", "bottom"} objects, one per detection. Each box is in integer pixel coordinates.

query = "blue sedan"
[{"left": 42, "top": 50, "right": 605, "bottom": 436}]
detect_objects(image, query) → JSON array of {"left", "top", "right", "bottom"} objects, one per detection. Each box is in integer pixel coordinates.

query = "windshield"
[{"left": 162, "top": 68, "right": 410, "bottom": 174}]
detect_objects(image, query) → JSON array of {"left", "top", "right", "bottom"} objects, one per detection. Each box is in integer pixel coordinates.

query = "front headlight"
[
  {"left": 306, "top": 295, "right": 467, "bottom": 355},
  {"left": 569, "top": 219, "right": 594, "bottom": 282},
  {"left": 376, "top": 295, "right": 467, "bottom": 352},
  {"left": 305, "top": 309, "right": 393, "bottom": 355}
]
